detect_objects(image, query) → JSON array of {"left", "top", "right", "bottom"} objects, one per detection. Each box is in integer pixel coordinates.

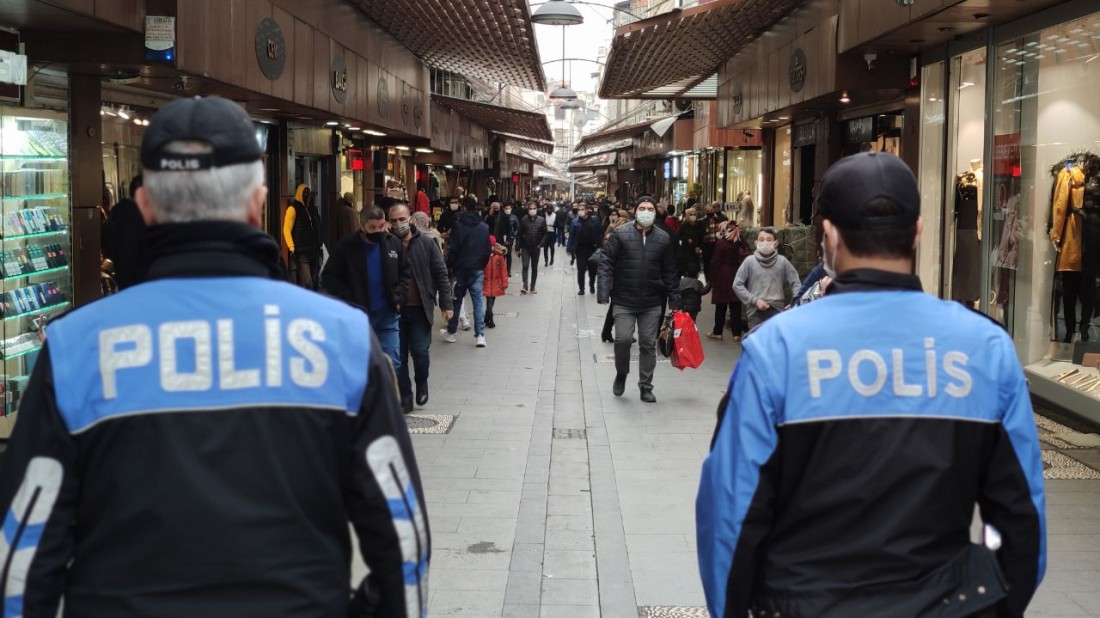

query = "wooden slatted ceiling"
[
  {"left": 352, "top": 0, "right": 545, "bottom": 91},
  {"left": 599, "top": 0, "right": 800, "bottom": 99},
  {"left": 574, "top": 118, "right": 670, "bottom": 153},
  {"left": 433, "top": 95, "right": 554, "bottom": 143}
]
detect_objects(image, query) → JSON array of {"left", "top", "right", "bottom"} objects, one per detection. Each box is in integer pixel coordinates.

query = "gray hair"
[
  {"left": 143, "top": 141, "right": 264, "bottom": 223},
  {"left": 360, "top": 206, "right": 385, "bottom": 224},
  {"left": 410, "top": 211, "right": 431, "bottom": 231}
]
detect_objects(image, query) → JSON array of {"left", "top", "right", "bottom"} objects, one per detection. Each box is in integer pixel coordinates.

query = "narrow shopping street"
[{"left": 352, "top": 261, "right": 1100, "bottom": 618}]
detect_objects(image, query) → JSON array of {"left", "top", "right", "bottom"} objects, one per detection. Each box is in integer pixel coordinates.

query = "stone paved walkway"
[{"left": 355, "top": 257, "right": 1100, "bottom": 617}]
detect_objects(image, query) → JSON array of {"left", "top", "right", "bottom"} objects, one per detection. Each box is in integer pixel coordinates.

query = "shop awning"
[
  {"left": 599, "top": 0, "right": 800, "bottom": 99},
  {"left": 498, "top": 133, "right": 555, "bottom": 155},
  {"left": 350, "top": 0, "right": 546, "bottom": 91},
  {"left": 433, "top": 95, "right": 554, "bottom": 143},
  {"left": 568, "top": 151, "right": 617, "bottom": 172},
  {"left": 574, "top": 117, "right": 672, "bottom": 153}
]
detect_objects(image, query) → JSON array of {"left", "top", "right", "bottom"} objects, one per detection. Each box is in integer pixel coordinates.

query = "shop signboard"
[
  {"left": 145, "top": 16, "right": 176, "bottom": 63},
  {"left": 846, "top": 116, "right": 876, "bottom": 144},
  {"left": 789, "top": 48, "right": 807, "bottom": 93},
  {"left": 793, "top": 122, "right": 817, "bottom": 148},
  {"left": 254, "top": 17, "right": 286, "bottom": 81},
  {"left": 331, "top": 56, "right": 348, "bottom": 104}
]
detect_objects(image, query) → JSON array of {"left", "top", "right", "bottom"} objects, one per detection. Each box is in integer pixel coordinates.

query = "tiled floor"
[{"left": 366, "top": 259, "right": 1100, "bottom": 617}]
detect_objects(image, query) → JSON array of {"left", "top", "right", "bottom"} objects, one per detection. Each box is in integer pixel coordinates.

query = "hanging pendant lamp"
[{"left": 532, "top": 1, "right": 584, "bottom": 26}]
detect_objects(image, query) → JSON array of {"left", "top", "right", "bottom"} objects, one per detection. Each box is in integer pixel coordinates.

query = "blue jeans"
[
  {"left": 398, "top": 306, "right": 432, "bottom": 404},
  {"left": 369, "top": 309, "right": 401, "bottom": 372},
  {"left": 447, "top": 269, "right": 485, "bottom": 337}
]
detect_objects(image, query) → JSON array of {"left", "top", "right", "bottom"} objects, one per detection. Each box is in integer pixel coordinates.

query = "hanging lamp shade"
[
  {"left": 559, "top": 99, "right": 582, "bottom": 110},
  {"left": 549, "top": 86, "right": 578, "bottom": 100},
  {"left": 531, "top": 1, "right": 584, "bottom": 26}
]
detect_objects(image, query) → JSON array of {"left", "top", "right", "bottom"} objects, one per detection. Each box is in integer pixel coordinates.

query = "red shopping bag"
[{"left": 669, "top": 311, "right": 704, "bottom": 370}]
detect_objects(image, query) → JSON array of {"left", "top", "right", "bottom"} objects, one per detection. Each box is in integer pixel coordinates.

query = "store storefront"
[{"left": 918, "top": 0, "right": 1100, "bottom": 422}]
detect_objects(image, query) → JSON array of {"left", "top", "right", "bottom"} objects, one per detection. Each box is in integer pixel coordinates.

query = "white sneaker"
[
  {"left": 460, "top": 317, "right": 471, "bottom": 331},
  {"left": 475, "top": 335, "right": 487, "bottom": 348},
  {"left": 440, "top": 329, "right": 457, "bottom": 343}
]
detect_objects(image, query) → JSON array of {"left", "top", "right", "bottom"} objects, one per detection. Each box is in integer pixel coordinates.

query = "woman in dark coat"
[
  {"left": 678, "top": 207, "right": 703, "bottom": 275},
  {"left": 707, "top": 220, "right": 751, "bottom": 341}
]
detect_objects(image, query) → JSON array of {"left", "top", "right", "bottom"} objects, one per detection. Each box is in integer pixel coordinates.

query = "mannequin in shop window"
[
  {"left": 1049, "top": 153, "right": 1097, "bottom": 342},
  {"left": 951, "top": 165, "right": 981, "bottom": 304}
]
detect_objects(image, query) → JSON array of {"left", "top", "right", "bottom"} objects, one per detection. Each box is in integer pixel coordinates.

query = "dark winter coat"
[
  {"left": 677, "top": 277, "right": 711, "bottom": 315},
  {"left": 678, "top": 220, "right": 703, "bottom": 272},
  {"left": 102, "top": 198, "right": 147, "bottom": 289},
  {"left": 403, "top": 228, "right": 453, "bottom": 325},
  {"left": 446, "top": 211, "right": 491, "bottom": 272},
  {"left": 710, "top": 236, "right": 751, "bottom": 305},
  {"left": 567, "top": 216, "right": 603, "bottom": 255},
  {"left": 597, "top": 224, "right": 681, "bottom": 310},
  {"left": 518, "top": 214, "right": 546, "bottom": 252},
  {"left": 321, "top": 231, "right": 410, "bottom": 311}
]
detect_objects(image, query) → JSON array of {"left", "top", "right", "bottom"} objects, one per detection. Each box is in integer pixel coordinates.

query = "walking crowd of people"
[{"left": 2, "top": 95, "right": 1048, "bottom": 618}]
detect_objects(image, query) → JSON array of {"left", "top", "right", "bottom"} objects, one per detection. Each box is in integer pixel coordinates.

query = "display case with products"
[{"left": 0, "top": 108, "right": 72, "bottom": 438}]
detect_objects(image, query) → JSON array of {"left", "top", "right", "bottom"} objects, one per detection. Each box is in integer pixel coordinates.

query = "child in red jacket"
[{"left": 483, "top": 235, "right": 509, "bottom": 328}]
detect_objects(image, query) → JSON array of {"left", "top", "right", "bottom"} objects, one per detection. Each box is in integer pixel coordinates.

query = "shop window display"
[{"left": 991, "top": 11, "right": 1100, "bottom": 405}]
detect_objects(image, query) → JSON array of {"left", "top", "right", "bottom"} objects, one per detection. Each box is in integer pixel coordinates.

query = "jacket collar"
[
  {"left": 144, "top": 221, "right": 285, "bottom": 281},
  {"left": 825, "top": 268, "right": 923, "bottom": 296}
]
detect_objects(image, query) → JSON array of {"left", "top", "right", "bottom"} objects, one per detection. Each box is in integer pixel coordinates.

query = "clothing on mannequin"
[
  {"left": 1080, "top": 176, "right": 1100, "bottom": 341},
  {"left": 952, "top": 171, "right": 980, "bottom": 303},
  {"left": 1050, "top": 164, "right": 1085, "bottom": 272}
]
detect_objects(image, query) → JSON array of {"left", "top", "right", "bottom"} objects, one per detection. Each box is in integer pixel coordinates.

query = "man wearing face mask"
[
  {"left": 699, "top": 201, "right": 728, "bottom": 282},
  {"left": 597, "top": 196, "right": 681, "bottom": 402},
  {"left": 438, "top": 195, "right": 460, "bottom": 236},
  {"left": 387, "top": 202, "right": 453, "bottom": 413},
  {"left": 503, "top": 202, "right": 519, "bottom": 275},
  {"left": 517, "top": 200, "right": 545, "bottom": 294},
  {"left": 567, "top": 201, "right": 602, "bottom": 295},
  {"left": 322, "top": 205, "right": 410, "bottom": 371},
  {"left": 697, "top": 152, "right": 1045, "bottom": 618},
  {"left": 732, "top": 227, "right": 800, "bottom": 330}
]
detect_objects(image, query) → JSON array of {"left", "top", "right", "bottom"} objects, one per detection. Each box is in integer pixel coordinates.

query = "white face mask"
[
  {"left": 757, "top": 240, "right": 776, "bottom": 255},
  {"left": 449, "top": 203, "right": 459, "bottom": 211},
  {"left": 528, "top": 209, "right": 537, "bottom": 217},
  {"left": 635, "top": 210, "right": 656, "bottom": 227},
  {"left": 504, "top": 209, "right": 512, "bottom": 215},
  {"left": 391, "top": 221, "right": 411, "bottom": 237}
]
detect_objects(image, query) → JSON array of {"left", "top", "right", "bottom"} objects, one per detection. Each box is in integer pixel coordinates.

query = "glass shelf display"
[{"left": 0, "top": 108, "right": 72, "bottom": 437}]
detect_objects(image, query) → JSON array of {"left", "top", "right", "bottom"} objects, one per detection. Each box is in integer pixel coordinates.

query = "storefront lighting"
[
  {"left": 415, "top": 148, "right": 434, "bottom": 153},
  {"left": 396, "top": 146, "right": 411, "bottom": 151},
  {"left": 117, "top": 107, "right": 131, "bottom": 120},
  {"left": 141, "top": 119, "right": 150, "bottom": 126},
  {"left": 839, "top": 91, "right": 851, "bottom": 104},
  {"left": 531, "top": 0, "right": 584, "bottom": 26},
  {"left": 133, "top": 117, "right": 143, "bottom": 125},
  {"left": 325, "top": 121, "right": 339, "bottom": 126},
  {"left": 347, "top": 127, "right": 360, "bottom": 131},
  {"left": 364, "top": 129, "right": 387, "bottom": 137},
  {"left": 444, "top": 165, "right": 454, "bottom": 169}
]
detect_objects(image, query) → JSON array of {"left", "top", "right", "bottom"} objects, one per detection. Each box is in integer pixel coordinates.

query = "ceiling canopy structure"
[
  {"left": 568, "top": 151, "right": 617, "bottom": 172},
  {"left": 433, "top": 95, "right": 554, "bottom": 144},
  {"left": 351, "top": 0, "right": 546, "bottom": 91},
  {"left": 573, "top": 117, "right": 673, "bottom": 153},
  {"left": 499, "top": 133, "right": 555, "bottom": 155},
  {"left": 599, "top": 0, "right": 800, "bottom": 99}
]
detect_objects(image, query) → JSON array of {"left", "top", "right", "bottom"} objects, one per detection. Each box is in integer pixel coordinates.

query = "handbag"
[
  {"left": 657, "top": 313, "right": 674, "bottom": 358},
  {"left": 669, "top": 311, "right": 704, "bottom": 370}
]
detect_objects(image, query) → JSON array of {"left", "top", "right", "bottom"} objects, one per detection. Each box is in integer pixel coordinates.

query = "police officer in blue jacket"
[
  {"left": 0, "top": 97, "right": 429, "bottom": 617},
  {"left": 696, "top": 152, "right": 1045, "bottom": 618}
]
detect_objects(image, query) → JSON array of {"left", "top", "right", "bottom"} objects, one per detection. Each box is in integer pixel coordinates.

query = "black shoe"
[
  {"left": 640, "top": 390, "right": 657, "bottom": 403},
  {"left": 486, "top": 320, "right": 496, "bottom": 328},
  {"left": 402, "top": 398, "right": 415, "bottom": 414},
  {"left": 550, "top": 259, "right": 555, "bottom": 265},
  {"left": 590, "top": 285, "right": 595, "bottom": 294},
  {"left": 1082, "top": 326, "right": 1091, "bottom": 342},
  {"left": 578, "top": 290, "right": 585, "bottom": 296},
  {"left": 613, "top": 374, "right": 626, "bottom": 397},
  {"left": 415, "top": 382, "right": 429, "bottom": 406}
]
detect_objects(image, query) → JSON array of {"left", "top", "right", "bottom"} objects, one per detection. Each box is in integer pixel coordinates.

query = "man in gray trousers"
[{"left": 597, "top": 196, "right": 681, "bottom": 403}]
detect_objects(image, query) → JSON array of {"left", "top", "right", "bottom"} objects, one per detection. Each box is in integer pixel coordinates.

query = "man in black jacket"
[
  {"left": 442, "top": 196, "right": 491, "bottom": 347},
  {"left": 322, "top": 206, "right": 411, "bottom": 371},
  {"left": 388, "top": 201, "right": 453, "bottom": 413},
  {"left": 597, "top": 196, "right": 681, "bottom": 402},
  {"left": 0, "top": 96, "right": 429, "bottom": 617},
  {"left": 517, "top": 200, "right": 545, "bottom": 294},
  {"left": 102, "top": 175, "right": 147, "bottom": 289},
  {"left": 567, "top": 201, "right": 602, "bottom": 295}
]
